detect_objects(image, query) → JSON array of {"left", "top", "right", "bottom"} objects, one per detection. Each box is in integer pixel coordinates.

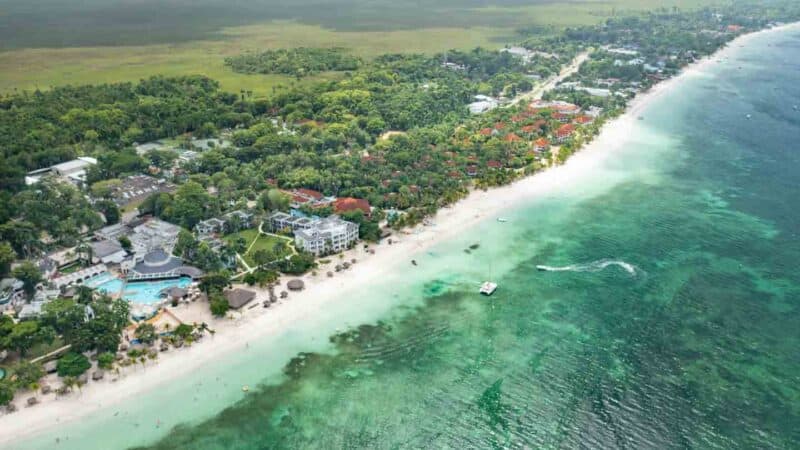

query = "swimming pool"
[
  {"left": 83, "top": 274, "right": 192, "bottom": 304},
  {"left": 121, "top": 277, "right": 192, "bottom": 304},
  {"left": 84, "top": 272, "right": 124, "bottom": 296}
]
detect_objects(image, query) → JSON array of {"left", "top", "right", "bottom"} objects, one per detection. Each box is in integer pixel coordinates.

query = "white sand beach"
[{"left": 1, "top": 21, "right": 797, "bottom": 446}]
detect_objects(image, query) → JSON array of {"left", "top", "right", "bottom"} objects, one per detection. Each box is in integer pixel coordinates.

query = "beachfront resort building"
[
  {"left": 294, "top": 216, "right": 359, "bottom": 256},
  {"left": 266, "top": 212, "right": 359, "bottom": 256},
  {"left": 90, "top": 239, "right": 128, "bottom": 265},
  {"left": 195, "top": 210, "right": 254, "bottom": 236},
  {"left": 554, "top": 124, "right": 576, "bottom": 144},
  {"left": 280, "top": 188, "right": 336, "bottom": 210},
  {"left": 533, "top": 138, "right": 550, "bottom": 152},
  {"left": 121, "top": 249, "right": 204, "bottom": 281},
  {"left": 95, "top": 218, "right": 181, "bottom": 260},
  {"left": 265, "top": 212, "right": 316, "bottom": 233},
  {"left": 128, "top": 219, "right": 181, "bottom": 257},
  {"left": 334, "top": 197, "right": 371, "bottom": 217}
]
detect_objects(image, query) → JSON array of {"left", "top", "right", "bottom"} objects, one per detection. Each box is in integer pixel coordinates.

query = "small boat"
[
  {"left": 497, "top": 217, "right": 508, "bottom": 223},
  {"left": 242, "top": 385, "right": 250, "bottom": 392},
  {"left": 411, "top": 260, "right": 418, "bottom": 266},
  {"left": 536, "top": 265, "right": 549, "bottom": 271},
  {"left": 746, "top": 114, "right": 752, "bottom": 119},
  {"left": 480, "top": 281, "right": 498, "bottom": 296}
]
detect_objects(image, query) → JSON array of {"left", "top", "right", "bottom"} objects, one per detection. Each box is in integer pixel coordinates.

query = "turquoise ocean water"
[{"left": 14, "top": 26, "right": 800, "bottom": 449}]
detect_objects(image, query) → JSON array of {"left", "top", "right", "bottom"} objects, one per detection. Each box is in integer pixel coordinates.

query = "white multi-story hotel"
[
  {"left": 294, "top": 216, "right": 359, "bottom": 256},
  {"left": 266, "top": 212, "right": 360, "bottom": 256}
]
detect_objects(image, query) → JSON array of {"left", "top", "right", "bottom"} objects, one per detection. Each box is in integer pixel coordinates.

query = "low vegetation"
[{"left": 225, "top": 47, "right": 362, "bottom": 77}]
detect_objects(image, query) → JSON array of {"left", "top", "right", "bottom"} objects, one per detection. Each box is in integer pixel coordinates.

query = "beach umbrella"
[{"left": 287, "top": 279, "right": 305, "bottom": 291}]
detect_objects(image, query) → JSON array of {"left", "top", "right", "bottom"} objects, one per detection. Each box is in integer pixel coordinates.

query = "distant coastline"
[{"left": 2, "top": 20, "right": 799, "bottom": 448}]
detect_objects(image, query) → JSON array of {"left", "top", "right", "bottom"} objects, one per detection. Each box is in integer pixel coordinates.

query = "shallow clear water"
[{"left": 15, "top": 27, "right": 800, "bottom": 449}]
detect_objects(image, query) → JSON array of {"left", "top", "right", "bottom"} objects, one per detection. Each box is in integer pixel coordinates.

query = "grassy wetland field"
[{"left": 0, "top": 0, "right": 721, "bottom": 96}]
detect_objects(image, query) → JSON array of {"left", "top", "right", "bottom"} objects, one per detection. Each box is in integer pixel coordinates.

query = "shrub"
[
  {"left": 11, "top": 361, "right": 43, "bottom": 390},
  {"left": 97, "top": 352, "right": 115, "bottom": 370},
  {"left": 0, "top": 381, "right": 15, "bottom": 406},
  {"left": 209, "top": 293, "right": 230, "bottom": 317},
  {"left": 174, "top": 323, "right": 194, "bottom": 339},
  {"left": 134, "top": 323, "right": 157, "bottom": 345},
  {"left": 57, "top": 352, "right": 91, "bottom": 378}
]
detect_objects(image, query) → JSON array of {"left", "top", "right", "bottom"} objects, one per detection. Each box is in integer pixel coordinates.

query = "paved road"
[{"left": 507, "top": 50, "right": 592, "bottom": 107}]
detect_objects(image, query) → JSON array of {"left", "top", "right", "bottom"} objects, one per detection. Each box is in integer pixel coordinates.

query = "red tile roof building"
[
  {"left": 554, "top": 124, "right": 576, "bottom": 143},
  {"left": 281, "top": 188, "right": 329, "bottom": 207},
  {"left": 334, "top": 197, "right": 371, "bottom": 217},
  {"left": 533, "top": 138, "right": 550, "bottom": 152}
]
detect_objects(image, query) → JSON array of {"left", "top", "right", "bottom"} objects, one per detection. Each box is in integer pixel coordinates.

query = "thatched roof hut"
[
  {"left": 287, "top": 279, "right": 305, "bottom": 291},
  {"left": 163, "top": 286, "right": 188, "bottom": 301},
  {"left": 223, "top": 288, "right": 256, "bottom": 309}
]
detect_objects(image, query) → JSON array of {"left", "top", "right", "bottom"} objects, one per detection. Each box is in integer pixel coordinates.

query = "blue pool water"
[
  {"left": 122, "top": 277, "right": 192, "bottom": 304},
  {"left": 83, "top": 272, "right": 116, "bottom": 289},
  {"left": 83, "top": 274, "right": 192, "bottom": 304}
]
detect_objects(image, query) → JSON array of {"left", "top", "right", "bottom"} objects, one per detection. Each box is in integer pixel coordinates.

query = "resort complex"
[{"left": 1, "top": 3, "right": 799, "bottom": 443}]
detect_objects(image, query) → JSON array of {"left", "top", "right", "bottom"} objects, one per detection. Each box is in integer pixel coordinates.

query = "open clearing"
[
  {"left": 0, "top": 0, "right": 722, "bottom": 96},
  {"left": 225, "top": 228, "right": 293, "bottom": 267}
]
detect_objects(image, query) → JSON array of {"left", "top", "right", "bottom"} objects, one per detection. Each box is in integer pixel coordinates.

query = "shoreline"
[{"left": 2, "top": 21, "right": 798, "bottom": 447}]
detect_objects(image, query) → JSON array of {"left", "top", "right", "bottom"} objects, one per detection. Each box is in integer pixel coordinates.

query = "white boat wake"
[{"left": 536, "top": 259, "right": 640, "bottom": 276}]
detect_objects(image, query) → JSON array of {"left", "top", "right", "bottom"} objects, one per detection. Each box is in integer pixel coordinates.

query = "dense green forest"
[{"left": 225, "top": 48, "right": 363, "bottom": 77}]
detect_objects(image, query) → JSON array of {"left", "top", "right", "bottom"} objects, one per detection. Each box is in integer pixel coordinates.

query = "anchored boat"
[{"left": 480, "top": 281, "right": 498, "bottom": 296}]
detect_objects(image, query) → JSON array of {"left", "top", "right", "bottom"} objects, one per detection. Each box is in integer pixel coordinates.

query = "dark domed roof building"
[{"left": 125, "top": 248, "right": 204, "bottom": 281}]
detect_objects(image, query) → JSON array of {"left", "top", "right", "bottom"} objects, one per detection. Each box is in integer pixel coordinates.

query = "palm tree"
[
  {"left": 61, "top": 376, "right": 77, "bottom": 395},
  {"left": 274, "top": 240, "right": 288, "bottom": 256}
]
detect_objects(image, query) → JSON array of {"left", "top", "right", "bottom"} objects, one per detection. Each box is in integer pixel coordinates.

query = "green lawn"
[{"left": 225, "top": 228, "right": 293, "bottom": 267}]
